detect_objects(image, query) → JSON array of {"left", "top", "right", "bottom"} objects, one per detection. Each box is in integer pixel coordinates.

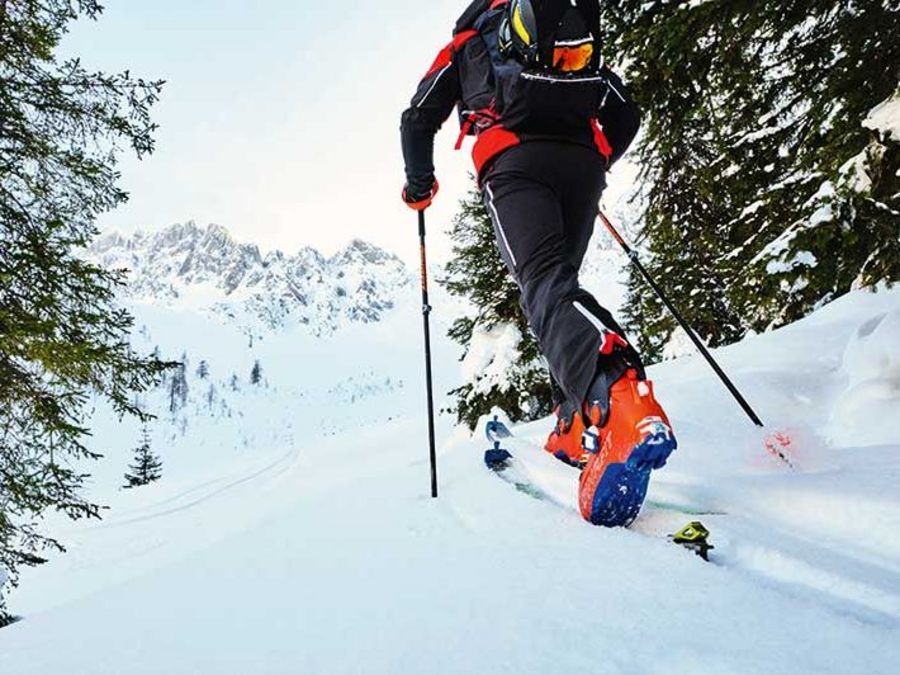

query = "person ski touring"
[{"left": 400, "top": 0, "right": 677, "bottom": 527}]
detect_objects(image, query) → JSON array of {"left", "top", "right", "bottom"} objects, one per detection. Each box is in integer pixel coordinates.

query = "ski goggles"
[{"left": 552, "top": 41, "right": 593, "bottom": 72}]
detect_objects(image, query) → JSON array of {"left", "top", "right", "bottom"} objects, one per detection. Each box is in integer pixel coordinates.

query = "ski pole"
[
  {"left": 598, "top": 210, "right": 765, "bottom": 429},
  {"left": 418, "top": 209, "right": 439, "bottom": 498}
]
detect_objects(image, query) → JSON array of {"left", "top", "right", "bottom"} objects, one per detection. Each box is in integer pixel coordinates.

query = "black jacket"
[{"left": 400, "top": 2, "right": 640, "bottom": 192}]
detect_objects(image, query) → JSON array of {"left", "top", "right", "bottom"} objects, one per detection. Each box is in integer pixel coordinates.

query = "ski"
[{"left": 484, "top": 416, "right": 716, "bottom": 561}]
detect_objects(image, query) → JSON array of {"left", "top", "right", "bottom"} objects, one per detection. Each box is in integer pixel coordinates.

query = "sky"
[{"left": 62, "top": 0, "right": 475, "bottom": 265}]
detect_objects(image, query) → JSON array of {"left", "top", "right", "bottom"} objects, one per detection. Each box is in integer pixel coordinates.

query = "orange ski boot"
[
  {"left": 544, "top": 406, "right": 588, "bottom": 468},
  {"left": 578, "top": 368, "right": 676, "bottom": 527}
]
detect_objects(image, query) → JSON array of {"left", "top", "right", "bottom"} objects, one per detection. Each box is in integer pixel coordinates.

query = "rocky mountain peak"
[{"left": 89, "top": 222, "right": 412, "bottom": 336}]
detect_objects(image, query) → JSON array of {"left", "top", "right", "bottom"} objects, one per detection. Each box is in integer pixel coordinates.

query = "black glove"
[{"left": 402, "top": 176, "right": 439, "bottom": 211}]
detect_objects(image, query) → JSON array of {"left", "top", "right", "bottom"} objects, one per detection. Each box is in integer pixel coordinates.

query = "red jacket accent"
[
  {"left": 591, "top": 119, "right": 613, "bottom": 164},
  {"left": 424, "top": 30, "right": 480, "bottom": 78},
  {"left": 472, "top": 126, "right": 522, "bottom": 176}
]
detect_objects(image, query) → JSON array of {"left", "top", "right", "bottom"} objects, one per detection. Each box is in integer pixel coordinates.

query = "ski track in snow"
[
  {"left": 2, "top": 288, "right": 900, "bottom": 674},
  {"left": 490, "top": 421, "right": 900, "bottom": 628},
  {"left": 92, "top": 446, "right": 301, "bottom": 529}
]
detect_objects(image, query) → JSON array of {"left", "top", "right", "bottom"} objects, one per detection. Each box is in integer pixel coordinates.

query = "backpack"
[{"left": 449, "top": 0, "right": 639, "bottom": 175}]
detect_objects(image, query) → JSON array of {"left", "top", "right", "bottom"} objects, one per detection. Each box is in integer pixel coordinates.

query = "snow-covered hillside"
[
  {"left": 89, "top": 222, "right": 412, "bottom": 336},
  {"left": 2, "top": 273, "right": 899, "bottom": 672}
]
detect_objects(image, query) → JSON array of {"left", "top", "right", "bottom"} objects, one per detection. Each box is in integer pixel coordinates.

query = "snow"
[
  {"left": 826, "top": 307, "right": 900, "bottom": 447},
  {"left": 864, "top": 92, "right": 900, "bottom": 141},
  {"left": 738, "top": 199, "right": 764, "bottom": 219},
  {"left": 766, "top": 250, "right": 818, "bottom": 274},
  {"left": 2, "top": 253, "right": 900, "bottom": 673},
  {"left": 839, "top": 148, "right": 874, "bottom": 193},
  {"left": 751, "top": 226, "right": 798, "bottom": 266},
  {"left": 661, "top": 325, "right": 697, "bottom": 361},
  {"left": 808, "top": 202, "right": 833, "bottom": 226},
  {"left": 461, "top": 322, "right": 526, "bottom": 395},
  {"left": 751, "top": 179, "right": 834, "bottom": 270}
]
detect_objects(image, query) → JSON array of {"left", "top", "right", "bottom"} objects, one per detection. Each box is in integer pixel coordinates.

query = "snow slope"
[{"left": 2, "top": 285, "right": 900, "bottom": 674}]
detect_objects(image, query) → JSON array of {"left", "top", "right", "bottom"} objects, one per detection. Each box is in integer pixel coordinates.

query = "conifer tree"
[
  {"left": 440, "top": 181, "right": 552, "bottom": 430},
  {"left": 606, "top": 0, "right": 900, "bottom": 353},
  {"left": 196, "top": 360, "right": 209, "bottom": 379},
  {"left": 721, "top": 2, "right": 899, "bottom": 328},
  {"left": 169, "top": 359, "right": 189, "bottom": 414},
  {"left": 123, "top": 427, "right": 163, "bottom": 489},
  {"left": 250, "top": 360, "right": 262, "bottom": 386},
  {"left": 0, "top": 1, "right": 166, "bottom": 623}
]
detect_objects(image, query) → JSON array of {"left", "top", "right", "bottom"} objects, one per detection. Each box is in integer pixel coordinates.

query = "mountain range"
[{"left": 88, "top": 222, "right": 413, "bottom": 337}]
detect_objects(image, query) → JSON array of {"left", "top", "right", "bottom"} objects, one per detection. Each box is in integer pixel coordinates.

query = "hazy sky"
[{"left": 62, "top": 0, "right": 476, "bottom": 264}]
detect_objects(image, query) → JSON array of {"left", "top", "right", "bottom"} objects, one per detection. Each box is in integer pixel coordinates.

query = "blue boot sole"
[{"left": 588, "top": 435, "right": 677, "bottom": 527}]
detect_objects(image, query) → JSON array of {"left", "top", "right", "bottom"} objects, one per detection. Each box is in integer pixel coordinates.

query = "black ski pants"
[{"left": 482, "top": 141, "right": 631, "bottom": 413}]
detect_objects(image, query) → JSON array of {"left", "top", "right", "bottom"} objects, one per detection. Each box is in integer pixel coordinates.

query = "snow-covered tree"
[
  {"left": 196, "top": 360, "right": 209, "bottom": 379},
  {"left": 169, "top": 359, "right": 189, "bottom": 414},
  {"left": 123, "top": 427, "right": 163, "bottom": 489},
  {"left": 440, "top": 181, "right": 552, "bottom": 430},
  {"left": 607, "top": 0, "right": 900, "bottom": 353}
]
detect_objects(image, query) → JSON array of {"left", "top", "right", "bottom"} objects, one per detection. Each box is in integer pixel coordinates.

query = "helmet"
[
  {"left": 500, "top": 0, "right": 601, "bottom": 72},
  {"left": 506, "top": 0, "right": 540, "bottom": 65}
]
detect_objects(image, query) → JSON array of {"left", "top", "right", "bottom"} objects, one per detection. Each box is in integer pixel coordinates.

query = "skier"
[{"left": 400, "top": 0, "right": 677, "bottom": 527}]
